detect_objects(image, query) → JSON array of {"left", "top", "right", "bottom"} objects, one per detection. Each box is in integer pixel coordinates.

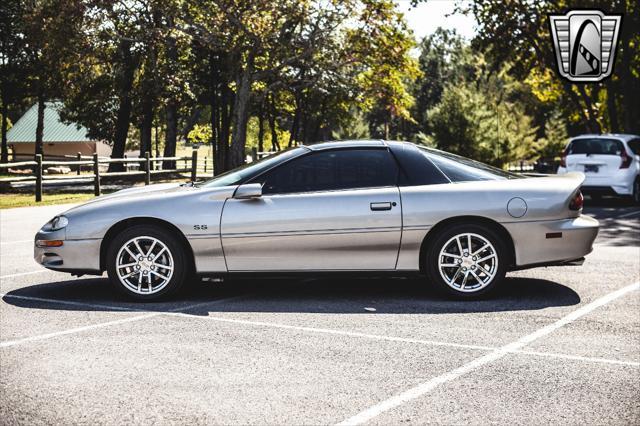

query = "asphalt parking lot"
[{"left": 1, "top": 199, "right": 639, "bottom": 425}]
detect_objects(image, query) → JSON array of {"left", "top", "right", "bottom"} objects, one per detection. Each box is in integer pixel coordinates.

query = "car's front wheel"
[
  {"left": 106, "top": 225, "right": 188, "bottom": 301},
  {"left": 425, "top": 224, "right": 508, "bottom": 299}
]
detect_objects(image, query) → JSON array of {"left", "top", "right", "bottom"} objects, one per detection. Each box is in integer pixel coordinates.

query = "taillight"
[
  {"left": 620, "top": 150, "right": 632, "bottom": 169},
  {"left": 560, "top": 148, "right": 568, "bottom": 168},
  {"left": 569, "top": 191, "right": 584, "bottom": 211}
]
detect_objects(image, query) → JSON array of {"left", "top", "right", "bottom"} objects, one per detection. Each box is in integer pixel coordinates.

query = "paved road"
[{"left": 1, "top": 200, "right": 639, "bottom": 425}]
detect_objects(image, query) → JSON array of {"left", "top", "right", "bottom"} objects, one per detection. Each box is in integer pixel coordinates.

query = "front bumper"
[
  {"left": 34, "top": 228, "right": 102, "bottom": 274},
  {"left": 503, "top": 215, "right": 599, "bottom": 268}
]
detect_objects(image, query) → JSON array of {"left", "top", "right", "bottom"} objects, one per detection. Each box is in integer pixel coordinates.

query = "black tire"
[
  {"left": 425, "top": 223, "right": 508, "bottom": 299},
  {"left": 106, "top": 225, "right": 189, "bottom": 301}
]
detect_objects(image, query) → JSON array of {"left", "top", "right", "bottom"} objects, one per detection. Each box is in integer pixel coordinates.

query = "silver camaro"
[{"left": 34, "top": 140, "right": 599, "bottom": 300}]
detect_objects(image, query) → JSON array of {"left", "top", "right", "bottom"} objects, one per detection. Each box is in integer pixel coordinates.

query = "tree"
[
  {"left": 413, "top": 28, "right": 472, "bottom": 135},
  {"left": 534, "top": 109, "right": 569, "bottom": 161},
  {"left": 19, "top": 0, "right": 85, "bottom": 158},
  {"left": 427, "top": 59, "right": 539, "bottom": 167},
  {"left": 0, "top": 0, "right": 27, "bottom": 162},
  {"left": 465, "top": 0, "right": 640, "bottom": 134}
]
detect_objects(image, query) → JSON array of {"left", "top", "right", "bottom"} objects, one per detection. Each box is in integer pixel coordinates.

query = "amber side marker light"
[{"left": 36, "top": 240, "right": 63, "bottom": 248}]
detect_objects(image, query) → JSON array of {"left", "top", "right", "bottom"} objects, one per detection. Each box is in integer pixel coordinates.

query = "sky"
[{"left": 396, "top": 0, "right": 477, "bottom": 42}]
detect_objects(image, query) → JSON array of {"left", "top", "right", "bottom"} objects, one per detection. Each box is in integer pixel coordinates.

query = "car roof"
[
  {"left": 570, "top": 134, "right": 639, "bottom": 142},
  {"left": 304, "top": 140, "right": 413, "bottom": 151}
]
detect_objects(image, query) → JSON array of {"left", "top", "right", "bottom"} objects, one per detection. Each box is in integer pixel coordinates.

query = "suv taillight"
[
  {"left": 620, "top": 150, "right": 632, "bottom": 169},
  {"left": 560, "top": 148, "right": 568, "bottom": 168},
  {"left": 569, "top": 191, "right": 584, "bottom": 211}
]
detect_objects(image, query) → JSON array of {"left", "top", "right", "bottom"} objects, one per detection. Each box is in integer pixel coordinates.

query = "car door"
[{"left": 220, "top": 148, "right": 402, "bottom": 271}]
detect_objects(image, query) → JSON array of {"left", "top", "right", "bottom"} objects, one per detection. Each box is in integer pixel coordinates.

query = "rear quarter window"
[{"left": 418, "top": 147, "right": 520, "bottom": 182}]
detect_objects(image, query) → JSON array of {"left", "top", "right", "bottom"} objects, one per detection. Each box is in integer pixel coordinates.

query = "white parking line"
[
  {"left": 4, "top": 291, "right": 637, "bottom": 368},
  {"left": 515, "top": 348, "right": 639, "bottom": 367},
  {"left": 0, "top": 312, "right": 162, "bottom": 348},
  {"left": 166, "top": 312, "right": 640, "bottom": 368},
  {"left": 617, "top": 210, "right": 640, "bottom": 219},
  {"left": 0, "top": 270, "right": 49, "bottom": 279},
  {"left": 337, "top": 281, "right": 640, "bottom": 426},
  {"left": 166, "top": 312, "right": 497, "bottom": 352},
  {"left": 0, "top": 295, "right": 251, "bottom": 348}
]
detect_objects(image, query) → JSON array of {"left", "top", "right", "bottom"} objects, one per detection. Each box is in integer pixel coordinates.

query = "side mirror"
[{"left": 233, "top": 183, "right": 262, "bottom": 199}]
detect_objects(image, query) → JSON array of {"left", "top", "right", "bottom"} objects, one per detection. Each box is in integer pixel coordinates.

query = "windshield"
[
  {"left": 568, "top": 138, "right": 623, "bottom": 155},
  {"left": 201, "top": 147, "right": 308, "bottom": 188},
  {"left": 418, "top": 147, "right": 521, "bottom": 182}
]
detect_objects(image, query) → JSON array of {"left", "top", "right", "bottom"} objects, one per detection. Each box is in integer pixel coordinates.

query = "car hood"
[{"left": 64, "top": 183, "right": 188, "bottom": 212}]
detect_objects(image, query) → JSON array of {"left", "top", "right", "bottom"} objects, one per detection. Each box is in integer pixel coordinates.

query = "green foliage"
[
  {"left": 426, "top": 60, "right": 539, "bottom": 168},
  {"left": 465, "top": 0, "right": 640, "bottom": 135},
  {"left": 534, "top": 110, "right": 569, "bottom": 161},
  {"left": 331, "top": 110, "right": 371, "bottom": 140},
  {"left": 6, "top": 0, "right": 637, "bottom": 172},
  {"left": 187, "top": 124, "right": 212, "bottom": 145}
]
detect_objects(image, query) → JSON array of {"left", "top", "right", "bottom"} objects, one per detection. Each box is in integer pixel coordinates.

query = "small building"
[{"left": 7, "top": 102, "right": 111, "bottom": 160}]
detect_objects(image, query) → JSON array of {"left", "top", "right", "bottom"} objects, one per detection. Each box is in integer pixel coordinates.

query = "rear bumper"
[
  {"left": 559, "top": 165, "right": 636, "bottom": 195},
  {"left": 503, "top": 215, "right": 599, "bottom": 268},
  {"left": 581, "top": 185, "right": 633, "bottom": 196}
]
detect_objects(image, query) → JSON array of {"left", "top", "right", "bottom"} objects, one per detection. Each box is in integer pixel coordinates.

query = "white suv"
[{"left": 557, "top": 134, "right": 640, "bottom": 204}]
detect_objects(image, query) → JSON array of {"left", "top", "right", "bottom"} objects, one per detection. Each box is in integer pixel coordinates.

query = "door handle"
[{"left": 370, "top": 202, "right": 394, "bottom": 211}]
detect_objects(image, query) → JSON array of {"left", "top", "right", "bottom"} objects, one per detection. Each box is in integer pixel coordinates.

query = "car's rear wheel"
[
  {"left": 633, "top": 178, "right": 640, "bottom": 205},
  {"left": 106, "top": 225, "right": 188, "bottom": 301},
  {"left": 425, "top": 224, "right": 507, "bottom": 299}
]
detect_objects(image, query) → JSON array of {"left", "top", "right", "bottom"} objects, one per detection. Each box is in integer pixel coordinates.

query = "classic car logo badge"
[{"left": 549, "top": 10, "right": 622, "bottom": 82}]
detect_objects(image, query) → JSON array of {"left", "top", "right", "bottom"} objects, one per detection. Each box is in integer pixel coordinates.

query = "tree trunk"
[
  {"left": 606, "top": 80, "right": 620, "bottom": 133},
  {"left": 576, "top": 85, "right": 601, "bottom": 134},
  {"left": 35, "top": 91, "right": 45, "bottom": 157},
  {"left": 110, "top": 40, "right": 137, "bottom": 172},
  {"left": 257, "top": 105, "right": 265, "bottom": 153},
  {"left": 163, "top": 101, "right": 177, "bottom": 169},
  {"left": 229, "top": 51, "right": 255, "bottom": 169},
  {"left": 140, "top": 96, "right": 153, "bottom": 159},
  {"left": 269, "top": 93, "right": 280, "bottom": 151},
  {"left": 155, "top": 125, "right": 160, "bottom": 157},
  {"left": 1, "top": 94, "right": 8, "bottom": 163},
  {"left": 288, "top": 98, "right": 300, "bottom": 148},
  {"left": 217, "top": 85, "right": 232, "bottom": 172},
  {"left": 163, "top": 16, "right": 179, "bottom": 170}
]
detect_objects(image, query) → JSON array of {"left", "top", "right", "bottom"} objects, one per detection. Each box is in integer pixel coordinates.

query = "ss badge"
[{"left": 193, "top": 224, "right": 208, "bottom": 231}]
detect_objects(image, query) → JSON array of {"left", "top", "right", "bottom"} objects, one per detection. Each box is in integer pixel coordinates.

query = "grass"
[{"left": 0, "top": 192, "right": 98, "bottom": 209}]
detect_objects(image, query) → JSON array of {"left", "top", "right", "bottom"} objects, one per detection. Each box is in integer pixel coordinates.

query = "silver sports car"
[{"left": 34, "top": 140, "right": 599, "bottom": 300}]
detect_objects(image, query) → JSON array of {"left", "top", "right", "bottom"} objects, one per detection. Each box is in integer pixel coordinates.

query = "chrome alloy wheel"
[
  {"left": 437, "top": 232, "right": 498, "bottom": 292},
  {"left": 116, "top": 236, "right": 174, "bottom": 295}
]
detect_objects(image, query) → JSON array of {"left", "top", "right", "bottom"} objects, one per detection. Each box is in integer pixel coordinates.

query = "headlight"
[{"left": 49, "top": 216, "right": 69, "bottom": 231}]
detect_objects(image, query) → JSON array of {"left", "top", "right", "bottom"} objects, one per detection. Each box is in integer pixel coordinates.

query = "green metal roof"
[{"left": 7, "top": 102, "right": 93, "bottom": 143}]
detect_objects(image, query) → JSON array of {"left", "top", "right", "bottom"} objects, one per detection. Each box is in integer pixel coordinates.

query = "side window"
[
  {"left": 390, "top": 144, "right": 449, "bottom": 186},
  {"left": 628, "top": 139, "right": 640, "bottom": 155},
  {"left": 255, "top": 149, "right": 398, "bottom": 194}
]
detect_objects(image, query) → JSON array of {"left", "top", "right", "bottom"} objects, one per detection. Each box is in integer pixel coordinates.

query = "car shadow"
[{"left": 2, "top": 275, "right": 580, "bottom": 315}]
